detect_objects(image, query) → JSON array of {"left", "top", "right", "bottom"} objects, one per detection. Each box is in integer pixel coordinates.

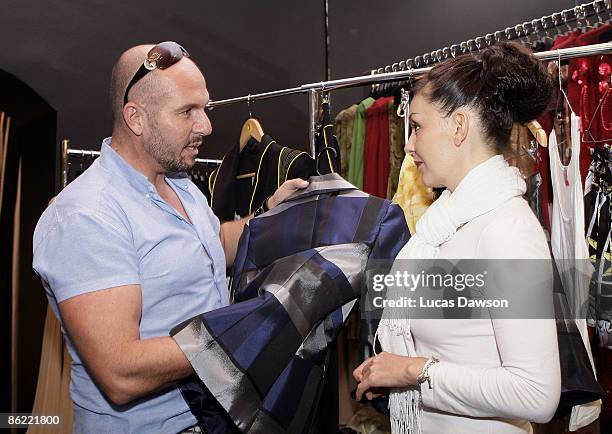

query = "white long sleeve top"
[{"left": 411, "top": 196, "right": 561, "bottom": 433}]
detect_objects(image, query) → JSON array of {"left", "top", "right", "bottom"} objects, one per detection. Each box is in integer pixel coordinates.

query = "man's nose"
[{"left": 193, "top": 109, "right": 212, "bottom": 136}]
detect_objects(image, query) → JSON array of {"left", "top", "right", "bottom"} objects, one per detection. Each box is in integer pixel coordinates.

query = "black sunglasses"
[{"left": 123, "top": 41, "right": 190, "bottom": 105}]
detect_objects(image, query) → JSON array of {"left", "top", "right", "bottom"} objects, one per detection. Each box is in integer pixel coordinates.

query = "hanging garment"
[
  {"left": 172, "top": 173, "right": 409, "bottom": 434},
  {"left": 536, "top": 122, "right": 554, "bottom": 234},
  {"left": 363, "top": 97, "right": 393, "bottom": 198},
  {"left": 505, "top": 123, "right": 546, "bottom": 227},
  {"left": 505, "top": 123, "right": 538, "bottom": 179},
  {"left": 190, "top": 162, "right": 220, "bottom": 203},
  {"left": 550, "top": 115, "right": 595, "bottom": 321},
  {"left": 67, "top": 155, "right": 97, "bottom": 184},
  {"left": 387, "top": 100, "right": 405, "bottom": 200},
  {"left": 208, "top": 135, "right": 315, "bottom": 221},
  {"left": 585, "top": 146, "right": 612, "bottom": 325},
  {"left": 567, "top": 24, "right": 612, "bottom": 186},
  {"left": 392, "top": 153, "right": 434, "bottom": 234},
  {"left": 334, "top": 104, "right": 358, "bottom": 179},
  {"left": 538, "top": 25, "right": 612, "bottom": 215},
  {"left": 536, "top": 31, "right": 581, "bottom": 234},
  {"left": 348, "top": 97, "right": 376, "bottom": 189},
  {"left": 314, "top": 101, "right": 341, "bottom": 175},
  {"left": 28, "top": 306, "right": 73, "bottom": 434},
  {"left": 549, "top": 114, "right": 602, "bottom": 431},
  {"left": 584, "top": 144, "right": 612, "bottom": 430},
  {"left": 526, "top": 172, "right": 546, "bottom": 229}
]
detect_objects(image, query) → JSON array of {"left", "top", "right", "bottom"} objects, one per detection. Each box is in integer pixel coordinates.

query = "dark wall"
[
  {"left": 0, "top": 0, "right": 325, "bottom": 157},
  {"left": 328, "top": 0, "right": 593, "bottom": 118},
  {"left": 0, "top": 0, "right": 590, "bottom": 159},
  {"left": 0, "top": 70, "right": 56, "bottom": 415}
]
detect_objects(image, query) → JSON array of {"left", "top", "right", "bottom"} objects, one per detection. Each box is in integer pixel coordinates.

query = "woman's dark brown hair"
[{"left": 412, "top": 42, "right": 553, "bottom": 152}]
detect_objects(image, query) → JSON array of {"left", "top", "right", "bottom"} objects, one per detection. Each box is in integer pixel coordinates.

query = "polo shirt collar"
[
  {"left": 166, "top": 172, "right": 191, "bottom": 192},
  {"left": 99, "top": 137, "right": 191, "bottom": 194}
]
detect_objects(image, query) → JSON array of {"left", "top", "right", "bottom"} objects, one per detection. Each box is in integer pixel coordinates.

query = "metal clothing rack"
[
  {"left": 60, "top": 139, "right": 222, "bottom": 188},
  {"left": 206, "top": 42, "right": 612, "bottom": 157},
  {"left": 372, "top": 0, "right": 611, "bottom": 73},
  {"left": 205, "top": 1, "right": 611, "bottom": 157}
]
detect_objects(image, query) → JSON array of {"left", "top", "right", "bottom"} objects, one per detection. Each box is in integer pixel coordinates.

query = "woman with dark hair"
[{"left": 353, "top": 42, "right": 562, "bottom": 433}]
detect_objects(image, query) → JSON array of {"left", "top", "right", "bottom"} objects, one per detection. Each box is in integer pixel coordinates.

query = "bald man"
[{"left": 33, "top": 42, "right": 307, "bottom": 433}]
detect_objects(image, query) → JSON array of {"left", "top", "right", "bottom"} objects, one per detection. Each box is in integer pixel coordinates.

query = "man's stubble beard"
[{"left": 144, "top": 116, "right": 193, "bottom": 173}]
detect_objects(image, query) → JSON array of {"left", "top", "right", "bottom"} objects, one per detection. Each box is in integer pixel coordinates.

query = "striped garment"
[{"left": 172, "top": 173, "right": 409, "bottom": 433}]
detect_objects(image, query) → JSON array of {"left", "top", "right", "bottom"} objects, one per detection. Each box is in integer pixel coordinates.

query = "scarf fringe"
[
  {"left": 389, "top": 389, "right": 422, "bottom": 434},
  {"left": 380, "top": 318, "right": 411, "bottom": 337}
]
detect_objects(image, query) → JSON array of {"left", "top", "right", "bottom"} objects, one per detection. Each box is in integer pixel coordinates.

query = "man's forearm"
[
  {"left": 220, "top": 216, "right": 251, "bottom": 268},
  {"left": 104, "top": 336, "right": 193, "bottom": 405}
]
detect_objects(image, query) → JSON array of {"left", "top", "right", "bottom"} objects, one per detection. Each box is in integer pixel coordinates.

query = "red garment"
[
  {"left": 568, "top": 25, "right": 612, "bottom": 186},
  {"left": 363, "top": 97, "right": 393, "bottom": 198},
  {"left": 537, "top": 25, "right": 612, "bottom": 233}
]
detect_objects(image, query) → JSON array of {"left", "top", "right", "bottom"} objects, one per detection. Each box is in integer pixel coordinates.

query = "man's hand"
[
  {"left": 220, "top": 178, "right": 309, "bottom": 268},
  {"left": 267, "top": 178, "right": 309, "bottom": 209}
]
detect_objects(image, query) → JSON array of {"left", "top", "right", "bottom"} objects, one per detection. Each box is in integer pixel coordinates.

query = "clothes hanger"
[
  {"left": 239, "top": 119, "right": 264, "bottom": 150},
  {"left": 576, "top": 5, "right": 593, "bottom": 33},
  {"left": 552, "top": 12, "right": 565, "bottom": 37},
  {"left": 315, "top": 91, "right": 334, "bottom": 159},
  {"left": 561, "top": 10, "right": 574, "bottom": 35},
  {"left": 236, "top": 95, "right": 263, "bottom": 182},
  {"left": 396, "top": 68, "right": 413, "bottom": 147},
  {"left": 527, "top": 120, "right": 548, "bottom": 147},
  {"left": 594, "top": 1, "right": 609, "bottom": 29},
  {"left": 239, "top": 94, "right": 264, "bottom": 151},
  {"left": 315, "top": 146, "right": 338, "bottom": 176},
  {"left": 552, "top": 49, "right": 576, "bottom": 153},
  {"left": 539, "top": 16, "right": 556, "bottom": 48}
]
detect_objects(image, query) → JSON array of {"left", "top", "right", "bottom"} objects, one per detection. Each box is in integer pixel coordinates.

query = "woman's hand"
[{"left": 353, "top": 352, "right": 429, "bottom": 401}]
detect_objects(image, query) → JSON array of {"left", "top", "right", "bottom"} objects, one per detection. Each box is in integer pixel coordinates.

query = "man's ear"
[
  {"left": 451, "top": 109, "right": 470, "bottom": 147},
  {"left": 123, "top": 103, "right": 145, "bottom": 136}
]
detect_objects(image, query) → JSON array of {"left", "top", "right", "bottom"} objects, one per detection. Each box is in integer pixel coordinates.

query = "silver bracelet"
[{"left": 416, "top": 356, "right": 439, "bottom": 389}]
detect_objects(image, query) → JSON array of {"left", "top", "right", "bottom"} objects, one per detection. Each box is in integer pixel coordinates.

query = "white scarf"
[{"left": 376, "top": 155, "right": 526, "bottom": 434}]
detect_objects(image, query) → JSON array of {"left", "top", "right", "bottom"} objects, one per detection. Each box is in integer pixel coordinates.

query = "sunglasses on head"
[{"left": 123, "top": 41, "right": 190, "bottom": 105}]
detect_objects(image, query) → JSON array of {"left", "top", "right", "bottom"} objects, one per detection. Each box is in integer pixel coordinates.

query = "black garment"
[
  {"left": 189, "top": 162, "right": 220, "bottom": 203},
  {"left": 314, "top": 102, "right": 341, "bottom": 175},
  {"left": 585, "top": 146, "right": 612, "bottom": 322},
  {"left": 208, "top": 135, "right": 315, "bottom": 221},
  {"left": 68, "top": 154, "right": 97, "bottom": 184}
]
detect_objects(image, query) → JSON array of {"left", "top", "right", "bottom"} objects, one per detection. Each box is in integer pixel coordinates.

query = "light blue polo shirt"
[{"left": 33, "top": 138, "right": 229, "bottom": 433}]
